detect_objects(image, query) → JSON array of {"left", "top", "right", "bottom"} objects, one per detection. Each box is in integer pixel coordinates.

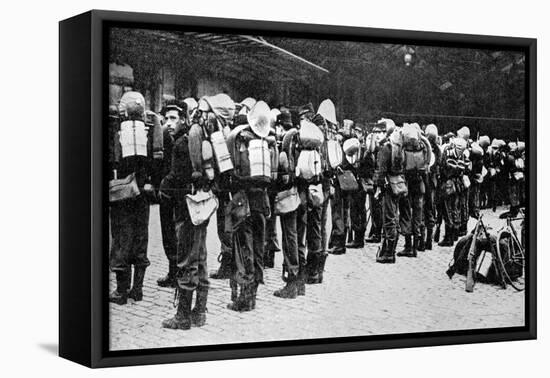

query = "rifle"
[
  {"left": 465, "top": 215, "right": 484, "bottom": 292},
  {"left": 478, "top": 217, "right": 506, "bottom": 289}
]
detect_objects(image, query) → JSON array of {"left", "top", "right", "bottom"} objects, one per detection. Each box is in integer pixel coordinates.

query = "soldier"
[
  {"left": 468, "top": 140, "right": 485, "bottom": 220},
  {"left": 272, "top": 110, "right": 304, "bottom": 298},
  {"left": 156, "top": 100, "right": 186, "bottom": 288},
  {"left": 478, "top": 135, "right": 492, "bottom": 209},
  {"left": 504, "top": 141, "right": 525, "bottom": 217},
  {"left": 396, "top": 123, "right": 431, "bottom": 258},
  {"left": 328, "top": 119, "right": 354, "bottom": 255},
  {"left": 374, "top": 123, "right": 405, "bottom": 264},
  {"left": 422, "top": 124, "right": 441, "bottom": 250},
  {"left": 438, "top": 137, "right": 468, "bottom": 246},
  {"left": 455, "top": 126, "right": 471, "bottom": 236},
  {"left": 226, "top": 101, "right": 276, "bottom": 311},
  {"left": 487, "top": 138, "right": 507, "bottom": 211},
  {"left": 363, "top": 122, "right": 389, "bottom": 244},
  {"left": 345, "top": 124, "right": 367, "bottom": 249},
  {"left": 161, "top": 97, "right": 217, "bottom": 330},
  {"left": 295, "top": 103, "right": 328, "bottom": 284},
  {"left": 264, "top": 110, "right": 283, "bottom": 269},
  {"left": 109, "top": 91, "right": 160, "bottom": 305}
]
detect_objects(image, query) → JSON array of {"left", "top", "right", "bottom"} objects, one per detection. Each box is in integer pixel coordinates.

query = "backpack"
[
  {"left": 403, "top": 135, "right": 432, "bottom": 172},
  {"left": 145, "top": 110, "right": 163, "bottom": 158},
  {"left": 119, "top": 120, "right": 149, "bottom": 158},
  {"left": 226, "top": 125, "right": 278, "bottom": 184},
  {"left": 186, "top": 123, "right": 217, "bottom": 181},
  {"left": 280, "top": 128, "right": 300, "bottom": 182},
  {"left": 449, "top": 232, "right": 516, "bottom": 285}
]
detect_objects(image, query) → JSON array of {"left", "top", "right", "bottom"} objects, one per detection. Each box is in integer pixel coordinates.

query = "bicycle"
[{"left": 494, "top": 208, "right": 525, "bottom": 291}]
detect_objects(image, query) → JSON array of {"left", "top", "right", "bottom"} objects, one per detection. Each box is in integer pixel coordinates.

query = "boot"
[
  {"left": 425, "top": 227, "right": 433, "bottom": 250},
  {"left": 249, "top": 282, "right": 258, "bottom": 310},
  {"left": 397, "top": 236, "right": 414, "bottom": 257},
  {"left": 210, "top": 252, "right": 232, "bottom": 279},
  {"left": 390, "top": 238, "right": 398, "bottom": 263},
  {"left": 297, "top": 266, "right": 306, "bottom": 296},
  {"left": 191, "top": 287, "right": 208, "bottom": 327},
  {"left": 157, "top": 262, "right": 176, "bottom": 288},
  {"left": 109, "top": 268, "right": 130, "bottom": 305},
  {"left": 438, "top": 225, "right": 454, "bottom": 247},
  {"left": 410, "top": 237, "right": 418, "bottom": 258},
  {"left": 417, "top": 228, "right": 426, "bottom": 252},
  {"left": 230, "top": 279, "right": 238, "bottom": 303},
  {"left": 346, "top": 230, "right": 365, "bottom": 249},
  {"left": 306, "top": 253, "right": 322, "bottom": 284},
  {"left": 376, "top": 239, "right": 396, "bottom": 264},
  {"left": 329, "top": 234, "right": 346, "bottom": 255},
  {"left": 365, "top": 232, "right": 381, "bottom": 243},
  {"left": 274, "top": 274, "right": 297, "bottom": 299},
  {"left": 264, "top": 250, "right": 275, "bottom": 269},
  {"left": 162, "top": 289, "right": 192, "bottom": 330},
  {"left": 227, "top": 283, "right": 254, "bottom": 312},
  {"left": 227, "top": 284, "right": 245, "bottom": 312},
  {"left": 318, "top": 253, "right": 328, "bottom": 284},
  {"left": 128, "top": 266, "right": 146, "bottom": 301},
  {"left": 305, "top": 253, "right": 317, "bottom": 284}
]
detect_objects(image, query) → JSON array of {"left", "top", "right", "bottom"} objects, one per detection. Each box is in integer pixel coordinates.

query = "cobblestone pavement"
[{"left": 109, "top": 205, "right": 525, "bottom": 351}]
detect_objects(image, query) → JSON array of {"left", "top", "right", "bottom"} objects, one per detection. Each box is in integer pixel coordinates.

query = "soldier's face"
[{"left": 165, "top": 110, "right": 181, "bottom": 135}]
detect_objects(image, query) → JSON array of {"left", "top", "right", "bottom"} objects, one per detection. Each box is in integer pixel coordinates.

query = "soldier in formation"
[{"left": 108, "top": 91, "right": 526, "bottom": 330}]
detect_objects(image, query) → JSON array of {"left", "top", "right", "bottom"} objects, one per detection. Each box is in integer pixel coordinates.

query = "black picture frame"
[{"left": 59, "top": 9, "right": 537, "bottom": 368}]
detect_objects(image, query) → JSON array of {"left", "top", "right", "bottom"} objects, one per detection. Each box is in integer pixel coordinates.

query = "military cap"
[{"left": 298, "top": 103, "right": 315, "bottom": 117}]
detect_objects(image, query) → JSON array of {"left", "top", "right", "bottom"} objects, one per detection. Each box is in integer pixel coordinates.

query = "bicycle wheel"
[{"left": 495, "top": 228, "right": 525, "bottom": 291}]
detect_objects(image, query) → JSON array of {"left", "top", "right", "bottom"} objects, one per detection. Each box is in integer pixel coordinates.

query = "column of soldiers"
[{"left": 108, "top": 91, "right": 526, "bottom": 331}]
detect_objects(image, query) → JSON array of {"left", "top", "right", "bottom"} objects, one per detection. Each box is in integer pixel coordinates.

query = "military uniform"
[
  {"left": 362, "top": 130, "right": 383, "bottom": 244},
  {"left": 156, "top": 126, "right": 178, "bottom": 288},
  {"left": 438, "top": 140, "right": 467, "bottom": 246},
  {"left": 374, "top": 133, "right": 405, "bottom": 263},
  {"left": 396, "top": 124, "right": 430, "bottom": 257},
  {"left": 422, "top": 130, "right": 441, "bottom": 250},
  {"left": 226, "top": 101, "right": 276, "bottom": 311},
  {"left": 161, "top": 125, "right": 210, "bottom": 330},
  {"left": 109, "top": 92, "right": 161, "bottom": 305}
]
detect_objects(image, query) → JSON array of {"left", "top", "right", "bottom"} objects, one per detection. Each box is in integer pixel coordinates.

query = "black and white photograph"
[{"left": 106, "top": 24, "right": 529, "bottom": 352}]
